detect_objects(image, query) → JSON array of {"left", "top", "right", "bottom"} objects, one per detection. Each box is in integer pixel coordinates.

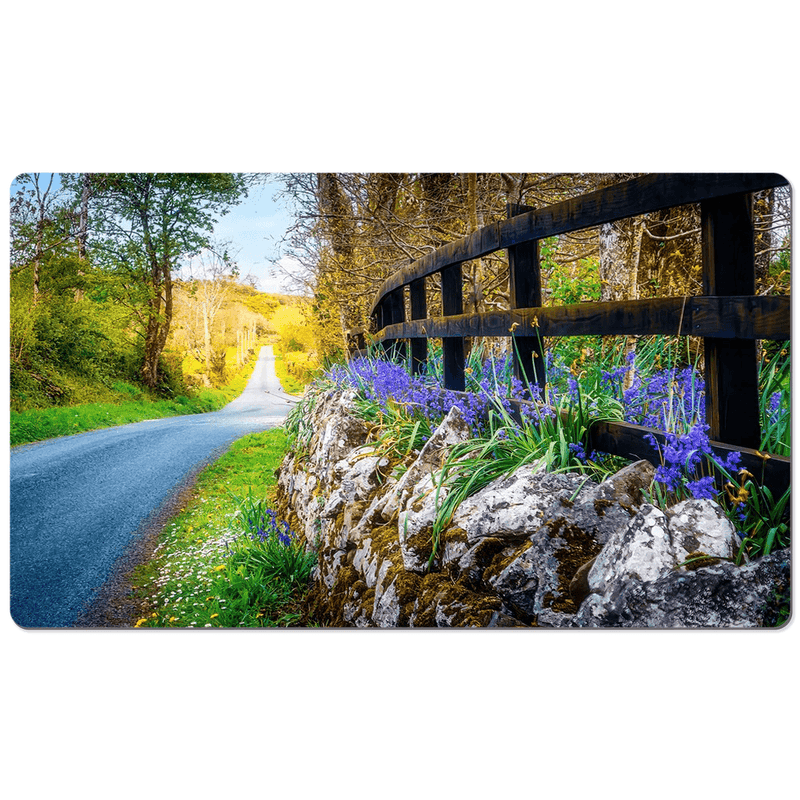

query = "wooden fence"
[{"left": 357, "top": 173, "right": 791, "bottom": 497}]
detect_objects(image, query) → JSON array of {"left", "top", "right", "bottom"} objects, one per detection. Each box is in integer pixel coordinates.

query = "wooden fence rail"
[{"left": 360, "top": 173, "right": 791, "bottom": 496}]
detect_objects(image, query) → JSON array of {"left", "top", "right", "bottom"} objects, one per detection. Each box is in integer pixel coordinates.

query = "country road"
[{"left": 10, "top": 345, "right": 298, "bottom": 629}]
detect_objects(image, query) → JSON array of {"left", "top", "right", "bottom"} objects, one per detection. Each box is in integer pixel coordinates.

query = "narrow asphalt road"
[{"left": 10, "top": 345, "right": 298, "bottom": 629}]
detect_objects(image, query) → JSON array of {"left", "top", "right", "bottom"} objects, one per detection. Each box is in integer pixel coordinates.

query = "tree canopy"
[{"left": 83, "top": 173, "right": 251, "bottom": 386}]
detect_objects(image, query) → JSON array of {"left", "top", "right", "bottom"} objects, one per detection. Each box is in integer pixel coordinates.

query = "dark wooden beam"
[
  {"left": 370, "top": 173, "right": 789, "bottom": 314},
  {"left": 588, "top": 420, "right": 790, "bottom": 501},
  {"left": 375, "top": 295, "right": 790, "bottom": 342},
  {"left": 402, "top": 388, "right": 790, "bottom": 500}
]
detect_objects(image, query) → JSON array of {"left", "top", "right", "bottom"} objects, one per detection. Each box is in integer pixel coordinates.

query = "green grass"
[
  {"left": 10, "top": 393, "right": 226, "bottom": 446},
  {"left": 273, "top": 352, "right": 307, "bottom": 395},
  {"left": 130, "top": 427, "right": 314, "bottom": 628},
  {"left": 10, "top": 350, "right": 262, "bottom": 447}
]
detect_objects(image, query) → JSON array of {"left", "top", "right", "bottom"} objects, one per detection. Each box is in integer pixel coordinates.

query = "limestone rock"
[
  {"left": 451, "top": 464, "right": 574, "bottom": 545},
  {"left": 397, "top": 471, "right": 447, "bottom": 573},
  {"left": 587, "top": 504, "right": 675, "bottom": 596},
  {"left": 574, "top": 548, "right": 790, "bottom": 628},
  {"left": 380, "top": 405, "right": 471, "bottom": 523},
  {"left": 484, "top": 540, "right": 539, "bottom": 620},
  {"left": 313, "top": 389, "right": 371, "bottom": 471},
  {"left": 667, "top": 499, "right": 739, "bottom": 565},
  {"left": 594, "top": 459, "right": 656, "bottom": 511}
]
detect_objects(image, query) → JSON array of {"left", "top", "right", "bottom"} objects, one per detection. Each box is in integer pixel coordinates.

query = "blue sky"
[{"left": 209, "top": 176, "right": 304, "bottom": 295}]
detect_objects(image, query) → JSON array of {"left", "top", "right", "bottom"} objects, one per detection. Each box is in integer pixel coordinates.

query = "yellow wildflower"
[
  {"left": 134, "top": 618, "right": 148, "bottom": 628},
  {"left": 212, "top": 565, "right": 226, "bottom": 572},
  {"left": 210, "top": 613, "right": 219, "bottom": 619}
]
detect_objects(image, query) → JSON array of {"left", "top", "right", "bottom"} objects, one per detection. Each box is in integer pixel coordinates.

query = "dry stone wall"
[{"left": 276, "top": 388, "right": 789, "bottom": 628}]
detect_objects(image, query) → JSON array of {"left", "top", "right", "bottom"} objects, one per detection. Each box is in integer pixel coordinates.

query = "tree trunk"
[
  {"left": 202, "top": 299, "right": 212, "bottom": 375},
  {"left": 598, "top": 175, "right": 644, "bottom": 383},
  {"left": 141, "top": 256, "right": 173, "bottom": 389},
  {"left": 31, "top": 174, "right": 54, "bottom": 307},
  {"left": 33, "top": 218, "right": 43, "bottom": 306},
  {"left": 599, "top": 216, "right": 643, "bottom": 303},
  {"left": 74, "top": 173, "right": 91, "bottom": 301},
  {"left": 79, "top": 173, "right": 90, "bottom": 260},
  {"left": 463, "top": 173, "right": 486, "bottom": 315}
]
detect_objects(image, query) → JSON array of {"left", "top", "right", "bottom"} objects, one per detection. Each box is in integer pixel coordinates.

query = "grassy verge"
[
  {"left": 273, "top": 352, "right": 308, "bottom": 395},
  {"left": 10, "top": 351, "right": 261, "bottom": 447},
  {"left": 130, "top": 427, "right": 314, "bottom": 628}
]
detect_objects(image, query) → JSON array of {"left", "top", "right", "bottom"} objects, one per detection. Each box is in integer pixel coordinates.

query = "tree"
[
  {"left": 171, "top": 244, "right": 240, "bottom": 384},
  {"left": 87, "top": 173, "right": 250, "bottom": 388},
  {"left": 10, "top": 173, "right": 80, "bottom": 304}
]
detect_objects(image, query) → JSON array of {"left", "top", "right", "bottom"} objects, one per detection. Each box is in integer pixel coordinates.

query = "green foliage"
[
  {"left": 10, "top": 392, "right": 226, "bottom": 446},
  {"left": 541, "top": 237, "right": 602, "bottom": 306},
  {"left": 9, "top": 343, "right": 266, "bottom": 446},
  {"left": 712, "top": 455, "right": 791, "bottom": 565},
  {"left": 759, "top": 343, "right": 790, "bottom": 456},
  {"left": 356, "top": 398, "right": 433, "bottom": 479},
  {"left": 539, "top": 236, "right": 603, "bottom": 367},
  {"left": 274, "top": 353, "right": 307, "bottom": 395}
]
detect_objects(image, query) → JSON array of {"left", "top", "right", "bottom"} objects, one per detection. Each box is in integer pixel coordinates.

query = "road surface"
[{"left": 10, "top": 345, "right": 298, "bottom": 628}]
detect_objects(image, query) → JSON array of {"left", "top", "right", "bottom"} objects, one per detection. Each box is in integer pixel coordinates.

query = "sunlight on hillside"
[{"left": 269, "top": 300, "right": 319, "bottom": 386}]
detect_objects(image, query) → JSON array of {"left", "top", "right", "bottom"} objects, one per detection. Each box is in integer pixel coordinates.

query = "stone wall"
[{"left": 275, "top": 389, "right": 790, "bottom": 628}]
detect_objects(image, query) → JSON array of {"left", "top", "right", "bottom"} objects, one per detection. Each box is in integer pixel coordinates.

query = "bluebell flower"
[
  {"left": 686, "top": 475, "right": 716, "bottom": 500},
  {"left": 719, "top": 450, "right": 742, "bottom": 474},
  {"left": 568, "top": 442, "right": 587, "bottom": 463}
]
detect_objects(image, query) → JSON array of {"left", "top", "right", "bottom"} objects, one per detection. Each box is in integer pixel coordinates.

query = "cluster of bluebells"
[
  {"left": 328, "top": 356, "right": 517, "bottom": 435},
  {"left": 326, "top": 348, "right": 766, "bottom": 509},
  {"left": 642, "top": 422, "right": 750, "bottom": 516},
  {"left": 596, "top": 350, "right": 706, "bottom": 431},
  {"left": 245, "top": 507, "right": 294, "bottom": 547},
  {"left": 644, "top": 423, "right": 712, "bottom": 498}
]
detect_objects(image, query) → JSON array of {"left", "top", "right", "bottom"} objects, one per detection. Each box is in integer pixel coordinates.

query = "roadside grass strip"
[
  {"left": 10, "top": 348, "right": 263, "bottom": 447},
  {"left": 273, "top": 352, "right": 310, "bottom": 395},
  {"left": 131, "top": 428, "right": 314, "bottom": 628},
  {"left": 10, "top": 393, "right": 228, "bottom": 446}
]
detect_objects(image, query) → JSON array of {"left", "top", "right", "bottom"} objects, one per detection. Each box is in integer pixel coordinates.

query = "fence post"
[
  {"left": 507, "top": 204, "right": 546, "bottom": 392},
  {"left": 701, "top": 192, "right": 761, "bottom": 449},
  {"left": 376, "top": 297, "right": 390, "bottom": 359},
  {"left": 409, "top": 276, "right": 428, "bottom": 375},
  {"left": 441, "top": 262, "right": 465, "bottom": 391}
]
